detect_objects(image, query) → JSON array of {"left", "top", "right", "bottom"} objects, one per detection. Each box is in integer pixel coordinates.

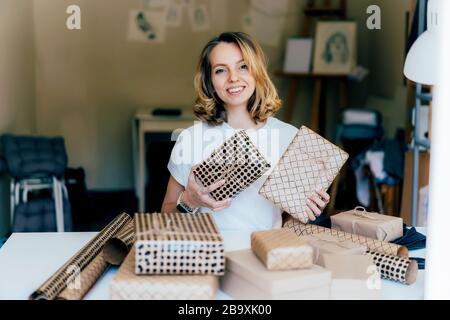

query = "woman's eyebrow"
[{"left": 212, "top": 59, "right": 245, "bottom": 69}]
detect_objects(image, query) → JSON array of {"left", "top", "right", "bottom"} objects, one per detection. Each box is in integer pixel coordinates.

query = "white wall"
[{"left": 0, "top": 0, "right": 36, "bottom": 237}]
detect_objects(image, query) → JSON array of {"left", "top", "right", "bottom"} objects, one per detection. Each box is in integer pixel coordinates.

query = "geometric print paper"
[
  {"left": 194, "top": 130, "right": 271, "bottom": 201},
  {"left": 283, "top": 215, "right": 408, "bottom": 258},
  {"left": 259, "top": 126, "right": 349, "bottom": 223}
]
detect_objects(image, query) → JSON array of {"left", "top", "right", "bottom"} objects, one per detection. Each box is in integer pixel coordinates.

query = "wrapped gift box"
[
  {"left": 331, "top": 207, "right": 403, "bottom": 242},
  {"left": 193, "top": 130, "right": 271, "bottom": 201},
  {"left": 318, "top": 254, "right": 381, "bottom": 300},
  {"left": 111, "top": 248, "right": 218, "bottom": 300},
  {"left": 259, "top": 126, "right": 348, "bottom": 223},
  {"left": 135, "top": 212, "right": 225, "bottom": 275},
  {"left": 251, "top": 228, "right": 313, "bottom": 270},
  {"left": 221, "top": 249, "right": 331, "bottom": 299},
  {"left": 299, "top": 233, "right": 367, "bottom": 263}
]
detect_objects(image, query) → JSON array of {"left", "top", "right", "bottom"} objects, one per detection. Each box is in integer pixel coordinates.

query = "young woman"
[{"left": 161, "top": 32, "right": 329, "bottom": 234}]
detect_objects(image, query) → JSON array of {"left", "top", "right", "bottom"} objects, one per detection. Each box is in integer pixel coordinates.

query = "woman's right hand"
[{"left": 182, "top": 167, "right": 232, "bottom": 212}]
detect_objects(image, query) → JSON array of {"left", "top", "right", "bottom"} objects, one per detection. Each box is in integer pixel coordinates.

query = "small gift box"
[
  {"left": 330, "top": 206, "right": 403, "bottom": 242},
  {"left": 259, "top": 126, "right": 348, "bottom": 223},
  {"left": 251, "top": 228, "right": 313, "bottom": 270},
  {"left": 193, "top": 130, "right": 271, "bottom": 201},
  {"left": 221, "top": 249, "right": 331, "bottom": 300},
  {"left": 134, "top": 212, "right": 225, "bottom": 275},
  {"left": 111, "top": 249, "right": 218, "bottom": 300},
  {"left": 318, "top": 253, "right": 381, "bottom": 300},
  {"left": 299, "top": 232, "right": 367, "bottom": 263}
]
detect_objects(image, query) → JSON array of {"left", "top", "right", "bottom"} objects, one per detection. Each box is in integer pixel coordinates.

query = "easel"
[{"left": 277, "top": 0, "right": 349, "bottom": 135}]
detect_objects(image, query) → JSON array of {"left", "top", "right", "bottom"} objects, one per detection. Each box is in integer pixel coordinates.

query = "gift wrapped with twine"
[{"left": 134, "top": 212, "right": 225, "bottom": 275}]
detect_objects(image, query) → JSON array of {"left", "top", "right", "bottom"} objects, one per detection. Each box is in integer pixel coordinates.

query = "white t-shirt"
[{"left": 167, "top": 116, "right": 298, "bottom": 233}]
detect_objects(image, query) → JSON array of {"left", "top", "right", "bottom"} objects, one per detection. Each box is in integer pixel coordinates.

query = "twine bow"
[
  {"left": 352, "top": 206, "right": 380, "bottom": 220},
  {"left": 139, "top": 217, "right": 218, "bottom": 239}
]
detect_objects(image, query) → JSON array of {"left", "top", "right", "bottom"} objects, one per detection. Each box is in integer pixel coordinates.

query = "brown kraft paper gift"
[{"left": 251, "top": 228, "right": 313, "bottom": 270}]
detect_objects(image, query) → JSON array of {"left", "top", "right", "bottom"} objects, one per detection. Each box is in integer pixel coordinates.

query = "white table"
[
  {"left": 0, "top": 230, "right": 426, "bottom": 300},
  {"left": 131, "top": 109, "right": 195, "bottom": 212}
]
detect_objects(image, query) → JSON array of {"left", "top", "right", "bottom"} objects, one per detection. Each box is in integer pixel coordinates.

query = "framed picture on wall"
[
  {"left": 312, "top": 21, "right": 357, "bottom": 74},
  {"left": 283, "top": 38, "right": 313, "bottom": 73}
]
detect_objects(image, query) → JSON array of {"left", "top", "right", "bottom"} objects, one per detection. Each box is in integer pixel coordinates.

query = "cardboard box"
[
  {"left": 222, "top": 249, "right": 331, "bottom": 299},
  {"left": 318, "top": 254, "right": 381, "bottom": 300},
  {"left": 298, "top": 233, "right": 367, "bottom": 263},
  {"left": 111, "top": 248, "right": 218, "bottom": 300}
]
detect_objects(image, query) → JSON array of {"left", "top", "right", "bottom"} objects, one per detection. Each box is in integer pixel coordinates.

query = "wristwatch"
[{"left": 176, "top": 191, "right": 195, "bottom": 213}]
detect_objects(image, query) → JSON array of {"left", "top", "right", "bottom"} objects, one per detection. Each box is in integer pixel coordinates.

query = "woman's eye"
[
  {"left": 240, "top": 64, "right": 248, "bottom": 70},
  {"left": 215, "top": 68, "right": 225, "bottom": 75}
]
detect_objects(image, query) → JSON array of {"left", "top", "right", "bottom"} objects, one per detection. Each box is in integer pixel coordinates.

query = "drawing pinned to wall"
[
  {"left": 139, "top": 0, "right": 167, "bottom": 9},
  {"left": 166, "top": 3, "right": 183, "bottom": 28},
  {"left": 312, "top": 21, "right": 357, "bottom": 74},
  {"left": 242, "top": 0, "right": 289, "bottom": 47},
  {"left": 128, "top": 9, "right": 167, "bottom": 43},
  {"left": 189, "top": 4, "right": 210, "bottom": 32}
]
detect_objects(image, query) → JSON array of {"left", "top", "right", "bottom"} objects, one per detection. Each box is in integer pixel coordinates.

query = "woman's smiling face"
[{"left": 209, "top": 42, "right": 256, "bottom": 110}]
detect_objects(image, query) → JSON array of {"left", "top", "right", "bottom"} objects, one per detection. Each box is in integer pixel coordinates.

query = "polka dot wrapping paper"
[
  {"left": 259, "top": 126, "right": 349, "bottom": 224},
  {"left": 193, "top": 130, "right": 271, "bottom": 201},
  {"left": 134, "top": 212, "right": 225, "bottom": 275},
  {"left": 366, "top": 250, "right": 418, "bottom": 285}
]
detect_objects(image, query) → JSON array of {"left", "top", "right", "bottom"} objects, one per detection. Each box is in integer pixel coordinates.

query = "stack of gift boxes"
[
  {"left": 110, "top": 212, "right": 225, "bottom": 300},
  {"left": 109, "top": 125, "right": 416, "bottom": 300}
]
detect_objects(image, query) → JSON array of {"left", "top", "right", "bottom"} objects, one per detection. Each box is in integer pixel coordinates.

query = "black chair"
[
  {"left": 0, "top": 134, "right": 72, "bottom": 232},
  {"left": 328, "top": 109, "right": 384, "bottom": 213}
]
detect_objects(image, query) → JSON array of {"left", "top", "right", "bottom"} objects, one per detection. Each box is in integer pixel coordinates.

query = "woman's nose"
[{"left": 229, "top": 70, "right": 239, "bottom": 82}]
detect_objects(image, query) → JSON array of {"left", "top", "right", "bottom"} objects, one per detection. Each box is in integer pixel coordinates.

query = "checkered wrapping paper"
[
  {"left": 259, "top": 126, "right": 348, "bottom": 223},
  {"left": 193, "top": 130, "right": 271, "bottom": 201}
]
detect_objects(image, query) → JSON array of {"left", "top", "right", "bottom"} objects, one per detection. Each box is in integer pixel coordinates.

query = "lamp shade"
[
  {"left": 404, "top": 31, "right": 436, "bottom": 85},
  {"left": 403, "top": 0, "right": 439, "bottom": 85}
]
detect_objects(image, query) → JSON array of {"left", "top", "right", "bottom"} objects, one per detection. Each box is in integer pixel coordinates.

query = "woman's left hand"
[{"left": 305, "top": 190, "right": 330, "bottom": 221}]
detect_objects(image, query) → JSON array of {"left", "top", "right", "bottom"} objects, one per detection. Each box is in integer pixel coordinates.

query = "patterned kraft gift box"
[
  {"left": 259, "top": 126, "right": 349, "bottom": 223},
  {"left": 330, "top": 207, "right": 403, "bottom": 242},
  {"left": 193, "top": 130, "right": 271, "bottom": 201},
  {"left": 317, "top": 254, "right": 381, "bottom": 300},
  {"left": 111, "top": 248, "right": 218, "bottom": 300},
  {"left": 298, "top": 233, "right": 367, "bottom": 263},
  {"left": 251, "top": 228, "right": 314, "bottom": 270},
  {"left": 221, "top": 249, "right": 331, "bottom": 300},
  {"left": 134, "top": 212, "right": 225, "bottom": 275}
]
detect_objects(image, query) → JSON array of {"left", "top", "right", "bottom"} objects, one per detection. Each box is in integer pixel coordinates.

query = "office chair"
[{"left": 0, "top": 134, "right": 72, "bottom": 232}]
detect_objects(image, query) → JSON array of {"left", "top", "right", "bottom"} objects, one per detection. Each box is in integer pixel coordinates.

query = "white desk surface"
[{"left": 0, "top": 230, "right": 426, "bottom": 300}]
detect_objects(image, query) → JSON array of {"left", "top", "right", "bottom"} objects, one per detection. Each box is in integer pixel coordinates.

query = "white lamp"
[
  {"left": 403, "top": 0, "right": 438, "bottom": 85},
  {"left": 404, "top": 0, "right": 450, "bottom": 299}
]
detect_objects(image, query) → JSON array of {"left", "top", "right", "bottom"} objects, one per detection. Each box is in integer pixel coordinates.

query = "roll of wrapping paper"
[
  {"left": 29, "top": 213, "right": 132, "bottom": 300},
  {"left": 57, "top": 254, "right": 109, "bottom": 300},
  {"left": 102, "top": 220, "right": 135, "bottom": 265},
  {"left": 283, "top": 216, "right": 409, "bottom": 257},
  {"left": 365, "top": 250, "right": 418, "bottom": 285}
]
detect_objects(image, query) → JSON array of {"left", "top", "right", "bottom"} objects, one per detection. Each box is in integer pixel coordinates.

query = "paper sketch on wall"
[
  {"left": 166, "top": 2, "right": 183, "bottom": 27},
  {"left": 139, "top": 0, "right": 167, "bottom": 9},
  {"left": 312, "top": 21, "right": 357, "bottom": 74},
  {"left": 128, "top": 9, "right": 167, "bottom": 43},
  {"left": 188, "top": 4, "right": 210, "bottom": 32},
  {"left": 242, "top": 0, "right": 289, "bottom": 47}
]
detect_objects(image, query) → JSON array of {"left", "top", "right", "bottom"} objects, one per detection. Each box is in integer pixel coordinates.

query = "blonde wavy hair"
[{"left": 194, "top": 32, "right": 282, "bottom": 126}]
